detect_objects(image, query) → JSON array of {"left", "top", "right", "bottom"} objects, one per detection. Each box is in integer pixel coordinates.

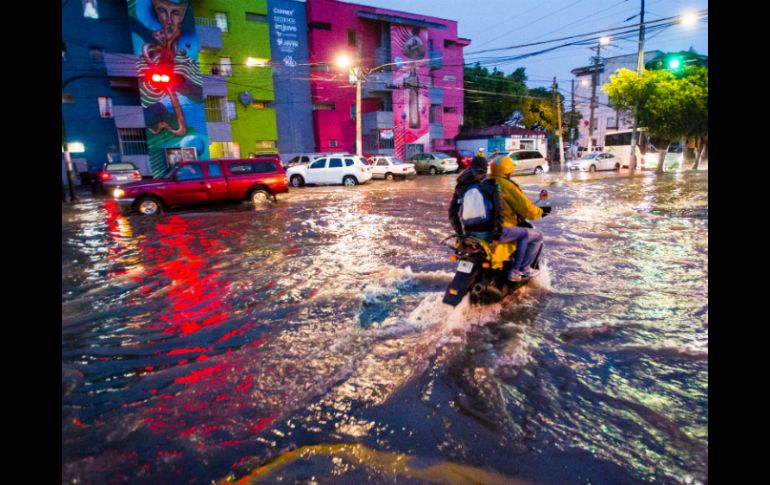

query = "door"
[
  {"left": 306, "top": 158, "right": 327, "bottom": 184},
  {"left": 511, "top": 152, "right": 526, "bottom": 174},
  {"left": 327, "top": 158, "right": 345, "bottom": 183},
  {"left": 205, "top": 162, "right": 229, "bottom": 200},
  {"left": 169, "top": 163, "right": 209, "bottom": 205}
]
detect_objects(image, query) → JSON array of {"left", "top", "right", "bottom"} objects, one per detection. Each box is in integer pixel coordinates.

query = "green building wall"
[{"left": 197, "top": 0, "right": 278, "bottom": 156}]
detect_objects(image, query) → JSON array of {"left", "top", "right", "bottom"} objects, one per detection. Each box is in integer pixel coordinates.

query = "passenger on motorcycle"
[
  {"left": 448, "top": 149, "right": 502, "bottom": 238},
  {"left": 488, "top": 155, "right": 552, "bottom": 281}
]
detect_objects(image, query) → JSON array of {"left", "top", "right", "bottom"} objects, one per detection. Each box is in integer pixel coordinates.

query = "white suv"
[
  {"left": 287, "top": 155, "right": 373, "bottom": 187},
  {"left": 493, "top": 150, "right": 549, "bottom": 175}
]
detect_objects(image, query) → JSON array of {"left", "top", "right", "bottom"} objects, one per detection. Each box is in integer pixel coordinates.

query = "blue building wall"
[
  {"left": 62, "top": 0, "right": 139, "bottom": 176},
  {"left": 267, "top": 0, "right": 315, "bottom": 156}
]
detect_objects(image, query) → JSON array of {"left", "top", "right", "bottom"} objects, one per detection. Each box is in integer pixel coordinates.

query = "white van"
[{"left": 492, "top": 150, "right": 550, "bottom": 175}]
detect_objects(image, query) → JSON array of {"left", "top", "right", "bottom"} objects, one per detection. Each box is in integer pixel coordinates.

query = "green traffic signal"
[{"left": 668, "top": 58, "right": 681, "bottom": 69}]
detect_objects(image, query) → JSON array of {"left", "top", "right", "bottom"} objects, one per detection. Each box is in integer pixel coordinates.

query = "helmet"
[
  {"left": 490, "top": 155, "right": 516, "bottom": 177},
  {"left": 477, "top": 147, "right": 486, "bottom": 157}
]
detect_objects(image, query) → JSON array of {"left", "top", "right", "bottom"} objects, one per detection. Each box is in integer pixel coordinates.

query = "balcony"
[
  {"left": 362, "top": 111, "right": 394, "bottom": 133},
  {"left": 195, "top": 18, "right": 223, "bottom": 52},
  {"left": 362, "top": 71, "right": 394, "bottom": 98},
  {"left": 202, "top": 75, "right": 228, "bottom": 97},
  {"left": 429, "top": 87, "right": 443, "bottom": 104},
  {"left": 104, "top": 52, "right": 138, "bottom": 78},
  {"left": 429, "top": 49, "right": 443, "bottom": 70},
  {"left": 113, "top": 105, "right": 145, "bottom": 128}
]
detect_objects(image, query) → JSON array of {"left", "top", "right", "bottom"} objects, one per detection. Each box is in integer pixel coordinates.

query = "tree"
[{"left": 603, "top": 65, "right": 708, "bottom": 172}]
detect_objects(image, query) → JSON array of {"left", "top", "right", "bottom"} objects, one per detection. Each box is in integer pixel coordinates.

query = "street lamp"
[
  {"left": 680, "top": 12, "right": 698, "bottom": 27},
  {"left": 335, "top": 53, "right": 364, "bottom": 156},
  {"left": 587, "top": 36, "right": 609, "bottom": 149}
]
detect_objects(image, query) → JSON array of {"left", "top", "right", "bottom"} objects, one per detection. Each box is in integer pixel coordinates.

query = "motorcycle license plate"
[{"left": 457, "top": 261, "right": 474, "bottom": 274}]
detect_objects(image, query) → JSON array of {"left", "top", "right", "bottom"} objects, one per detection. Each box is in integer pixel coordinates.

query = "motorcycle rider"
[
  {"left": 448, "top": 148, "right": 502, "bottom": 238},
  {"left": 488, "top": 155, "right": 552, "bottom": 281}
]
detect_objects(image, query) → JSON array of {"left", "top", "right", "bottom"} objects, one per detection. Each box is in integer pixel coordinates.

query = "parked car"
[
  {"left": 97, "top": 162, "right": 142, "bottom": 193},
  {"left": 113, "top": 157, "right": 288, "bottom": 215},
  {"left": 566, "top": 152, "right": 620, "bottom": 172},
  {"left": 489, "top": 150, "right": 549, "bottom": 175},
  {"left": 439, "top": 149, "right": 474, "bottom": 170},
  {"left": 282, "top": 153, "right": 351, "bottom": 168},
  {"left": 367, "top": 156, "right": 416, "bottom": 180},
  {"left": 286, "top": 155, "right": 372, "bottom": 187},
  {"left": 409, "top": 152, "right": 459, "bottom": 174}
]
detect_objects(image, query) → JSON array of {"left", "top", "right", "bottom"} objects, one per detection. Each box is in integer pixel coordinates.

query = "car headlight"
[{"left": 113, "top": 188, "right": 125, "bottom": 198}]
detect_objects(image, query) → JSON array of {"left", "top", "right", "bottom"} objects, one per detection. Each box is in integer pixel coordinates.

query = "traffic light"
[{"left": 665, "top": 55, "right": 683, "bottom": 71}]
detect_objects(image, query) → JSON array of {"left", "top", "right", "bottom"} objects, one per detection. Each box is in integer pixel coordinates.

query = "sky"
[{"left": 344, "top": 0, "right": 708, "bottom": 91}]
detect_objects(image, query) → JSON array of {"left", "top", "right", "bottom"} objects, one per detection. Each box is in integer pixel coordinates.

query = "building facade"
[
  {"left": 456, "top": 126, "right": 547, "bottom": 155},
  {"left": 305, "top": 0, "right": 469, "bottom": 159},
  {"left": 571, "top": 50, "right": 663, "bottom": 148},
  {"left": 62, "top": 0, "right": 279, "bottom": 179}
]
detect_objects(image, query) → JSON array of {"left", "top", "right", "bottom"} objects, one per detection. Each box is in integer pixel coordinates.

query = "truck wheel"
[
  {"left": 249, "top": 189, "right": 273, "bottom": 206},
  {"left": 385, "top": 172, "right": 394, "bottom": 181},
  {"left": 290, "top": 175, "right": 305, "bottom": 187},
  {"left": 136, "top": 196, "right": 162, "bottom": 215},
  {"left": 343, "top": 175, "right": 358, "bottom": 187}
]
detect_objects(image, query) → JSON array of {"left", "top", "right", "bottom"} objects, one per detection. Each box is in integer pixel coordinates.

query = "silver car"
[
  {"left": 410, "top": 152, "right": 459, "bottom": 174},
  {"left": 98, "top": 162, "right": 142, "bottom": 192}
]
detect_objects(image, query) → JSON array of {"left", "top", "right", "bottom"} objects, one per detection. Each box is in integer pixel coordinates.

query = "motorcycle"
[{"left": 442, "top": 190, "right": 549, "bottom": 307}]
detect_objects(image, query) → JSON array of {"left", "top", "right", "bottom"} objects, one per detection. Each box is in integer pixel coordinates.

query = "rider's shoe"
[
  {"left": 521, "top": 267, "right": 540, "bottom": 278},
  {"left": 507, "top": 269, "right": 523, "bottom": 282}
]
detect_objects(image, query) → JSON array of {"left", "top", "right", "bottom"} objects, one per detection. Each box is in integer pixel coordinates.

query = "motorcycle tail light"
[
  {"left": 482, "top": 262, "right": 491, "bottom": 268},
  {"left": 450, "top": 255, "right": 458, "bottom": 262}
]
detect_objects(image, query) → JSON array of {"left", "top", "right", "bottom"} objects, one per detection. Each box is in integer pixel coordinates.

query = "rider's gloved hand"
[{"left": 540, "top": 206, "right": 552, "bottom": 216}]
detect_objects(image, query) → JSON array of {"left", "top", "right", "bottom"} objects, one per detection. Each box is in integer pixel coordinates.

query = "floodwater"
[{"left": 62, "top": 170, "right": 707, "bottom": 484}]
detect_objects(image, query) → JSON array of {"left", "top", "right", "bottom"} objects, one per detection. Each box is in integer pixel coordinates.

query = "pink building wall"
[{"left": 306, "top": 0, "right": 468, "bottom": 155}]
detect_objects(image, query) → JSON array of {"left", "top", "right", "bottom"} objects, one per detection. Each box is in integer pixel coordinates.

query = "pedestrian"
[{"left": 487, "top": 155, "right": 551, "bottom": 281}]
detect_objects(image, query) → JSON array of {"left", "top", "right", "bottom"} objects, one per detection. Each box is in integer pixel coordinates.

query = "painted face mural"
[
  {"left": 391, "top": 26, "right": 430, "bottom": 160},
  {"left": 129, "top": 0, "right": 209, "bottom": 176}
]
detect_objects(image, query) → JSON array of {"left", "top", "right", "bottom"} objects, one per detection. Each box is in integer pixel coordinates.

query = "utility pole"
[
  {"left": 355, "top": 33, "right": 363, "bottom": 156},
  {"left": 587, "top": 42, "right": 601, "bottom": 150},
  {"left": 629, "top": 0, "right": 646, "bottom": 171},
  {"left": 569, "top": 78, "right": 576, "bottom": 164},
  {"left": 552, "top": 77, "right": 565, "bottom": 169}
]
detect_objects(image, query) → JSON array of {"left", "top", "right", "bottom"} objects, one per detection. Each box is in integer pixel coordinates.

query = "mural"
[
  {"left": 128, "top": 0, "right": 209, "bottom": 176},
  {"left": 391, "top": 26, "right": 430, "bottom": 160}
]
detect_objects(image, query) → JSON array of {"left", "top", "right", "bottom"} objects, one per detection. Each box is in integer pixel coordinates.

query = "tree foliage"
[
  {"left": 603, "top": 65, "right": 708, "bottom": 171},
  {"left": 463, "top": 64, "right": 567, "bottom": 137}
]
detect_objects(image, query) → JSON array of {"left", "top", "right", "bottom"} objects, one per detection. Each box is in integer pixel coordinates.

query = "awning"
[{"left": 357, "top": 11, "right": 447, "bottom": 30}]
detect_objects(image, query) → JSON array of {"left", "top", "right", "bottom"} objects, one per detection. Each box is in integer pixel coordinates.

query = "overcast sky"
[{"left": 346, "top": 0, "right": 708, "bottom": 90}]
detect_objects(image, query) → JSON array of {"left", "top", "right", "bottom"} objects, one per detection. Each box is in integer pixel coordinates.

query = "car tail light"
[
  {"left": 441, "top": 160, "right": 446, "bottom": 165},
  {"left": 360, "top": 166, "right": 366, "bottom": 173},
  {"left": 402, "top": 167, "right": 408, "bottom": 172},
  {"left": 101, "top": 172, "right": 112, "bottom": 181},
  {"left": 131, "top": 171, "right": 141, "bottom": 180}
]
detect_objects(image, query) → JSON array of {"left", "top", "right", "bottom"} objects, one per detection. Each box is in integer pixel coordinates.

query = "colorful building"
[
  {"left": 305, "top": 0, "right": 470, "bottom": 160},
  {"left": 62, "top": 0, "right": 279, "bottom": 179}
]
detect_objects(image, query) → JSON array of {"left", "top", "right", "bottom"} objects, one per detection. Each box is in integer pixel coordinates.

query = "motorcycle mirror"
[{"left": 539, "top": 189, "right": 548, "bottom": 201}]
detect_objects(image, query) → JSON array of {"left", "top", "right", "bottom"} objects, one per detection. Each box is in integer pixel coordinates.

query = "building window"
[
  {"left": 245, "top": 12, "right": 267, "bottom": 22},
  {"left": 82, "top": 0, "right": 99, "bottom": 19},
  {"left": 313, "top": 102, "right": 336, "bottom": 110},
  {"left": 251, "top": 101, "right": 273, "bottom": 109},
  {"left": 429, "top": 105, "right": 442, "bottom": 123},
  {"left": 255, "top": 141, "right": 276, "bottom": 149},
  {"left": 443, "top": 75, "right": 456, "bottom": 82},
  {"left": 215, "top": 12, "right": 228, "bottom": 32},
  {"left": 227, "top": 101, "right": 237, "bottom": 120},
  {"left": 443, "top": 106, "right": 457, "bottom": 113},
  {"left": 350, "top": 104, "right": 356, "bottom": 120},
  {"left": 97, "top": 97, "right": 113, "bottom": 118},
  {"left": 348, "top": 29, "right": 357, "bottom": 46},
  {"left": 89, "top": 47, "right": 104, "bottom": 62},
  {"left": 329, "top": 139, "right": 338, "bottom": 148},
  {"left": 220, "top": 57, "right": 233, "bottom": 76},
  {"left": 117, "top": 128, "right": 148, "bottom": 155},
  {"left": 204, "top": 96, "right": 227, "bottom": 122},
  {"left": 309, "top": 21, "right": 332, "bottom": 30},
  {"left": 607, "top": 116, "right": 618, "bottom": 129}
]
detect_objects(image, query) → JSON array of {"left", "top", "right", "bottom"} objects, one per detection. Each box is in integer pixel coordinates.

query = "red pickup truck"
[{"left": 113, "top": 158, "right": 289, "bottom": 215}]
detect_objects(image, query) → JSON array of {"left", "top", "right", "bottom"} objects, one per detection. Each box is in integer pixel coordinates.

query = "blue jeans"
[{"left": 500, "top": 226, "right": 543, "bottom": 271}]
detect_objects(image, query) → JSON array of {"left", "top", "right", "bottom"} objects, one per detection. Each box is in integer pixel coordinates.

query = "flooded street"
[{"left": 62, "top": 170, "right": 707, "bottom": 484}]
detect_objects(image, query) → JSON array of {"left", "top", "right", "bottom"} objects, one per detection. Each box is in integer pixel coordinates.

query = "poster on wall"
[
  {"left": 391, "top": 25, "right": 430, "bottom": 160},
  {"left": 165, "top": 147, "right": 197, "bottom": 166},
  {"left": 128, "top": 0, "right": 209, "bottom": 177}
]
